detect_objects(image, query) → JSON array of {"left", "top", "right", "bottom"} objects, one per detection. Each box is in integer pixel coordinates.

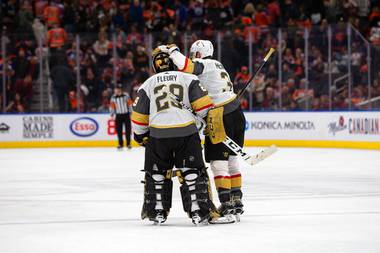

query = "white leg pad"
[
  {"left": 152, "top": 174, "right": 165, "bottom": 210},
  {"left": 180, "top": 168, "right": 200, "bottom": 212}
]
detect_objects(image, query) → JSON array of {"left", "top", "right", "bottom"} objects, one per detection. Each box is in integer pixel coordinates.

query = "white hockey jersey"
[
  {"left": 131, "top": 71, "right": 213, "bottom": 138},
  {"left": 170, "top": 51, "right": 240, "bottom": 114}
]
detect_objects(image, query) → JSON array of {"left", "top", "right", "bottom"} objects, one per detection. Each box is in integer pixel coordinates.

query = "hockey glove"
[
  {"left": 158, "top": 44, "right": 179, "bottom": 55},
  {"left": 206, "top": 107, "right": 226, "bottom": 144},
  {"left": 134, "top": 132, "right": 149, "bottom": 146}
]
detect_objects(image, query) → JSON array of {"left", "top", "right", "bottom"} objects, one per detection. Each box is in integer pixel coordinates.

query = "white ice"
[{"left": 0, "top": 147, "right": 379, "bottom": 253}]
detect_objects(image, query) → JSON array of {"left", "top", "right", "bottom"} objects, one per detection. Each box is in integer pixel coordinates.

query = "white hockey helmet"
[{"left": 190, "top": 40, "right": 214, "bottom": 59}]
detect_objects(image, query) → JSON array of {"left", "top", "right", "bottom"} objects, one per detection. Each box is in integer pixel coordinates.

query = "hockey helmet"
[
  {"left": 190, "top": 40, "right": 214, "bottom": 59},
  {"left": 152, "top": 47, "right": 176, "bottom": 73}
]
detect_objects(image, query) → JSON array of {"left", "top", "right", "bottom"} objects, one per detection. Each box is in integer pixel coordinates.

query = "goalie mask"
[
  {"left": 152, "top": 48, "right": 176, "bottom": 73},
  {"left": 190, "top": 40, "right": 214, "bottom": 59}
]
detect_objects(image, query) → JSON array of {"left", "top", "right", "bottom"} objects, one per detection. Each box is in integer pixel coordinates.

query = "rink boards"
[{"left": 0, "top": 112, "right": 380, "bottom": 149}]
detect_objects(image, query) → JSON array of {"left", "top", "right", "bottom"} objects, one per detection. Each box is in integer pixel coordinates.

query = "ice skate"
[{"left": 151, "top": 210, "right": 167, "bottom": 225}]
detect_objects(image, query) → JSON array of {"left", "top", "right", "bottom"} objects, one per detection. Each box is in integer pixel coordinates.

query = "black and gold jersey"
[{"left": 131, "top": 71, "right": 213, "bottom": 138}]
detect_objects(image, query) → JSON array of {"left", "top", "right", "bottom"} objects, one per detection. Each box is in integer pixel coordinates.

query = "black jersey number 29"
[{"left": 154, "top": 84, "right": 184, "bottom": 112}]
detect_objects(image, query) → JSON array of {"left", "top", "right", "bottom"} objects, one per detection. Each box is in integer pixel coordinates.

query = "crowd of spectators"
[{"left": 1, "top": 0, "right": 380, "bottom": 113}]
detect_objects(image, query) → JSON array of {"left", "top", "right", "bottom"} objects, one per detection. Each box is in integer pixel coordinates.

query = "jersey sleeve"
[
  {"left": 131, "top": 88, "right": 150, "bottom": 134},
  {"left": 125, "top": 93, "right": 133, "bottom": 112},
  {"left": 170, "top": 51, "right": 204, "bottom": 75},
  {"left": 188, "top": 79, "right": 214, "bottom": 118},
  {"left": 110, "top": 96, "right": 116, "bottom": 114}
]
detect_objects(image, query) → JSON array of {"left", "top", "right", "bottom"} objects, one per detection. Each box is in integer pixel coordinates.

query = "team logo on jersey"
[
  {"left": 70, "top": 117, "right": 99, "bottom": 137},
  {"left": 328, "top": 116, "right": 347, "bottom": 135}
]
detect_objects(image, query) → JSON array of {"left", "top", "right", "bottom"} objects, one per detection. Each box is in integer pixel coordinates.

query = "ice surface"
[{"left": 0, "top": 147, "right": 379, "bottom": 253}]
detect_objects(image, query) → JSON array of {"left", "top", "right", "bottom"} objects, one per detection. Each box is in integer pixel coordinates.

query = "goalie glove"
[
  {"left": 158, "top": 44, "right": 179, "bottom": 55},
  {"left": 134, "top": 132, "right": 149, "bottom": 146}
]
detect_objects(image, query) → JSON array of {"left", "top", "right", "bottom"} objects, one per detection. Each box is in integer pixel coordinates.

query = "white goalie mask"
[{"left": 190, "top": 40, "right": 214, "bottom": 59}]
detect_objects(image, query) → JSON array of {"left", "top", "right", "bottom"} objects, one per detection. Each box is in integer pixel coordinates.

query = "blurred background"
[{"left": 1, "top": 0, "right": 380, "bottom": 114}]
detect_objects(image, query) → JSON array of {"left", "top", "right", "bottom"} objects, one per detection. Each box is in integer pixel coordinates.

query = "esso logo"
[{"left": 70, "top": 117, "right": 99, "bottom": 137}]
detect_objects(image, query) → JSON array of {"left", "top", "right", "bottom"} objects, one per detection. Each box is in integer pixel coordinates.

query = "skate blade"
[
  {"left": 191, "top": 213, "right": 209, "bottom": 226},
  {"left": 153, "top": 218, "right": 165, "bottom": 226},
  {"left": 234, "top": 209, "right": 244, "bottom": 223},
  {"left": 208, "top": 214, "right": 236, "bottom": 224},
  {"left": 152, "top": 215, "right": 166, "bottom": 225},
  {"left": 192, "top": 218, "right": 209, "bottom": 226}
]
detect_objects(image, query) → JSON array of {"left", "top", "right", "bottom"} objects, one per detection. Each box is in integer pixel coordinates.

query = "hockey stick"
[
  {"left": 237, "top": 47, "right": 276, "bottom": 100},
  {"left": 166, "top": 89, "right": 277, "bottom": 166}
]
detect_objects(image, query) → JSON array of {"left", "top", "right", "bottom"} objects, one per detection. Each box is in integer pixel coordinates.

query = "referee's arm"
[
  {"left": 110, "top": 97, "right": 116, "bottom": 117},
  {"left": 126, "top": 94, "right": 133, "bottom": 113}
]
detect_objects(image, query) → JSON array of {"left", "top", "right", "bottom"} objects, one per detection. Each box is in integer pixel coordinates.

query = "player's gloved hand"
[
  {"left": 203, "top": 127, "right": 209, "bottom": 136},
  {"left": 134, "top": 132, "right": 149, "bottom": 146},
  {"left": 158, "top": 44, "right": 179, "bottom": 55}
]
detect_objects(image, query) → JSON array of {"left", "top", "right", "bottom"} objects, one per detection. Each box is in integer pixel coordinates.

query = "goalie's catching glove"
[
  {"left": 158, "top": 44, "right": 179, "bottom": 55},
  {"left": 134, "top": 132, "right": 149, "bottom": 146}
]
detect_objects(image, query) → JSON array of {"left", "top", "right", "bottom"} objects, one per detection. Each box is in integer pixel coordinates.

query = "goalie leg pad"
[
  {"left": 179, "top": 168, "right": 214, "bottom": 221},
  {"left": 141, "top": 171, "right": 173, "bottom": 220}
]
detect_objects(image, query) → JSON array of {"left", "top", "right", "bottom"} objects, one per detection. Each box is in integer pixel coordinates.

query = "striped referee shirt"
[{"left": 110, "top": 92, "right": 133, "bottom": 114}]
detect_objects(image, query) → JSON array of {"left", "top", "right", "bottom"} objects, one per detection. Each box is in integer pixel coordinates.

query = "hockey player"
[
  {"left": 159, "top": 41, "right": 246, "bottom": 217},
  {"left": 131, "top": 47, "right": 220, "bottom": 225}
]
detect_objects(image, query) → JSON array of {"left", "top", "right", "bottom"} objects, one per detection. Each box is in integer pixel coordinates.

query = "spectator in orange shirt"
[
  {"left": 254, "top": 4, "right": 270, "bottom": 27},
  {"left": 46, "top": 23, "right": 67, "bottom": 49},
  {"left": 234, "top": 66, "right": 250, "bottom": 93},
  {"left": 351, "top": 87, "right": 364, "bottom": 107},
  {"left": 43, "top": 0, "right": 61, "bottom": 28},
  {"left": 292, "top": 78, "right": 314, "bottom": 105},
  {"left": 369, "top": 6, "right": 380, "bottom": 23},
  {"left": 267, "top": 0, "right": 280, "bottom": 25},
  {"left": 68, "top": 90, "right": 85, "bottom": 112}
]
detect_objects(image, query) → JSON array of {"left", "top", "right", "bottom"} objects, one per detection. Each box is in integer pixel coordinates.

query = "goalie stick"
[{"left": 165, "top": 89, "right": 277, "bottom": 166}]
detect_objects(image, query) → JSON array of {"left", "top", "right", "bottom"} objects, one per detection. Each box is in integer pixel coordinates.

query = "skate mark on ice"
[
  {"left": 242, "top": 210, "right": 380, "bottom": 218},
  {"left": 0, "top": 218, "right": 141, "bottom": 226}
]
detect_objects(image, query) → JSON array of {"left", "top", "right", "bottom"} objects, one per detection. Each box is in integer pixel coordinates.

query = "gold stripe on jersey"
[
  {"left": 131, "top": 111, "right": 149, "bottom": 125},
  {"left": 191, "top": 95, "right": 213, "bottom": 112},
  {"left": 215, "top": 94, "right": 237, "bottom": 107},
  {"left": 179, "top": 58, "right": 195, "bottom": 73},
  {"left": 150, "top": 120, "right": 195, "bottom": 129},
  {"left": 214, "top": 176, "right": 231, "bottom": 189},
  {"left": 231, "top": 174, "right": 242, "bottom": 188}
]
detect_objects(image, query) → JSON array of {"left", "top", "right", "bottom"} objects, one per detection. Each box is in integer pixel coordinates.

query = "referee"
[{"left": 110, "top": 84, "right": 133, "bottom": 150}]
